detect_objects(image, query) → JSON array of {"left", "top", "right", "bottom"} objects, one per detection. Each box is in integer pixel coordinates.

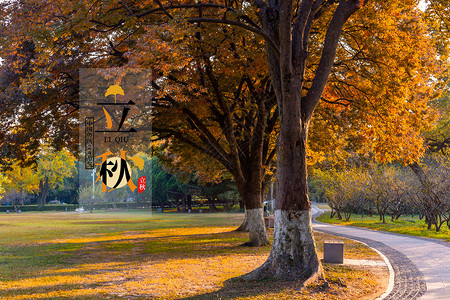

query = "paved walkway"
[{"left": 311, "top": 205, "right": 450, "bottom": 300}]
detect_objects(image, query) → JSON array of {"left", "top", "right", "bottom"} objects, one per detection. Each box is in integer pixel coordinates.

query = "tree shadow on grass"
[
  {"left": 180, "top": 277, "right": 329, "bottom": 300},
  {"left": 0, "top": 281, "right": 124, "bottom": 300},
  {"left": 0, "top": 230, "right": 271, "bottom": 281}
]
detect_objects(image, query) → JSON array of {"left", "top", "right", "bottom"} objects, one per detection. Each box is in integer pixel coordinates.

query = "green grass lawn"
[
  {"left": 313, "top": 203, "right": 331, "bottom": 210},
  {"left": 316, "top": 211, "right": 450, "bottom": 242},
  {"left": 0, "top": 211, "right": 245, "bottom": 285},
  {"left": 0, "top": 210, "right": 388, "bottom": 299}
]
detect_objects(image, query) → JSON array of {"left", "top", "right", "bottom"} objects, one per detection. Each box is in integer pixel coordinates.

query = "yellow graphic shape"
[
  {"left": 105, "top": 84, "right": 125, "bottom": 103},
  {"left": 129, "top": 155, "right": 145, "bottom": 170},
  {"left": 102, "top": 107, "right": 113, "bottom": 129}
]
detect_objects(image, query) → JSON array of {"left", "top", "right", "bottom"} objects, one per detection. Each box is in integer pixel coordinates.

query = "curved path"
[{"left": 311, "top": 205, "right": 450, "bottom": 300}]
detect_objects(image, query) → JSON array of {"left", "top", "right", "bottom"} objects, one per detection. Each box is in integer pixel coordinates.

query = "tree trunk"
[
  {"left": 38, "top": 177, "right": 49, "bottom": 208},
  {"left": 181, "top": 196, "right": 187, "bottom": 213},
  {"left": 330, "top": 209, "right": 336, "bottom": 218},
  {"left": 236, "top": 187, "right": 270, "bottom": 246},
  {"left": 235, "top": 207, "right": 250, "bottom": 232},
  {"left": 246, "top": 208, "right": 269, "bottom": 246},
  {"left": 244, "top": 110, "right": 322, "bottom": 281},
  {"left": 208, "top": 196, "right": 216, "bottom": 212},
  {"left": 187, "top": 194, "right": 192, "bottom": 210},
  {"left": 243, "top": 0, "right": 361, "bottom": 280},
  {"left": 244, "top": 210, "right": 322, "bottom": 281},
  {"left": 409, "top": 162, "right": 428, "bottom": 186},
  {"left": 239, "top": 198, "right": 244, "bottom": 210}
]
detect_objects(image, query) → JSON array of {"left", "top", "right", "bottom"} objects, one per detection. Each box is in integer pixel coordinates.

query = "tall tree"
[
  {"left": 242, "top": 0, "right": 361, "bottom": 280},
  {"left": 126, "top": 15, "right": 278, "bottom": 245},
  {"left": 3, "top": 162, "right": 40, "bottom": 196},
  {"left": 35, "top": 148, "right": 76, "bottom": 207},
  {"left": 150, "top": 72, "right": 277, "bottom": 245}
]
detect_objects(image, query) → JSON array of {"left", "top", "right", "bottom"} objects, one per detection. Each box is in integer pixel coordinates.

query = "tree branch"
[
  {"left": 303, "top": 0, "right": 363, "bottom": 120},
  {"left": 292, "top": 0, "right": 316, "bottom": 69},
  {"left": 152, "top": 80, "right": 231, "bottom": 166},
  {"left": 136, "top": 3, "right": 236, "bottom": 18},
  {"left": 153, "top": 0, "right": 174, "bottom": 19},
  {"left": 188, "top": 18, "right": 280, "bottom": 59},
  {"left": 152, "top": 127, "right": 233, "bottom": 171}
]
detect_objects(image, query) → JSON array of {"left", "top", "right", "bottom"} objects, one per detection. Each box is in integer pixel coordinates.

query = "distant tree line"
[
  {"left": 310, "top": 154, "right": 450, "bottom": 232},
  {"left": 77, "top": 156, "right": 242, "bottom": 212},
  {"left": 0, "top": 148, "right": 78, "bottom": 209}
]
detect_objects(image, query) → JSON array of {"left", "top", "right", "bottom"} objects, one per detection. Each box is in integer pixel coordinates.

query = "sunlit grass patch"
[
  {"left": 0, "top": 211, "right": 388, "bottom": 299},
  {"left": 317, "top": 212, "right": 450, "bottom": 241},
  {"left": 180, "top": 263, "right": 386, "bottom": 300}
]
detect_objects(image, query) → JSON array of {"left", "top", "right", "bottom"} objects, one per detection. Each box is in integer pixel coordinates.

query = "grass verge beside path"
[
  {"left": 0, "top": 211, "right": 388, "bottom": 299},
  {"left": 316, "top": 212, "right": 450, "bottom": 242}
]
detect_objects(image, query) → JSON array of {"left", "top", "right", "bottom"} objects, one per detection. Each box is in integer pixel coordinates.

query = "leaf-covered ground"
[{"left": 0, "top": 211, "right": 388, "bottom": 299}]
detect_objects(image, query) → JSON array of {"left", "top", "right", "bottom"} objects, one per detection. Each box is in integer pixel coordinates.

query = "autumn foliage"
[{"left": 0, "top": 0, "right": 449, "bottom": 283}]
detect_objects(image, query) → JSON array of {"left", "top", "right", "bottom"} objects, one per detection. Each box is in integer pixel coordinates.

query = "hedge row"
[{"left": 0, "top": 204, "right": 78, "bottom": 212}]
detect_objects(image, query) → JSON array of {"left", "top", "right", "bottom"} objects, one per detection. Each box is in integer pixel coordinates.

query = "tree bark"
[
  {"left": 236, "top": 182, "right": 270, "bottom": 246},
  {"left": 244, "top": 104, "right": 321, "bottom": 280},
  {"left": 243, "top": 209, "right": 322, "bottom": 281},
  {"left": 246, "top": 208, "right": 269, "bottom": 246},
  {"left": 409, "top": 162, "right": 428, "bottom": 186},
  {"left": 181, "top": 196, "right": 187, "bottom": 213},
  {"left": 208, "top": 196, "right": 216, "bottom": 212},
  {"left": 235, "top": 207, "right": 250, "bottom": 232},
  {"left": 187, "top": 194, "right": 192, "bottom": 210},
  {"left": 38, "top": 177, "right": 49, "bottom": 208}
]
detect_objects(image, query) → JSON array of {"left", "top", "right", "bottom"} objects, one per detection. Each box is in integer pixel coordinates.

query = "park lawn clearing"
[
  {"left": 0, "top": 211, "right": 387, "bottom": 299},
  {"left": 316, "top": 211, "right": 450, "bottom": 242}
]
